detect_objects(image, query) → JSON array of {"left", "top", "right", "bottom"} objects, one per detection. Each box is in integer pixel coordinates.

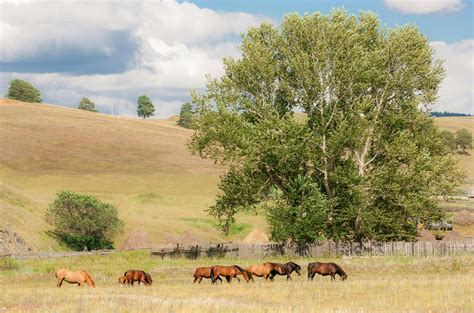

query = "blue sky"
[{"left": 0, "top": 0, "right": 472, "bottom": 116}]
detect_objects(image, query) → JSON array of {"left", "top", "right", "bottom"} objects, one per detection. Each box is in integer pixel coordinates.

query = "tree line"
[{"left": 5, "top": 79, "right": 156, "bottom": 119}]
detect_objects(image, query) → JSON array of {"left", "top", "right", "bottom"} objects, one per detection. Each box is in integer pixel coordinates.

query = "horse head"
[{"left": 290, "top": 262, "right": 302, "bottom": 276}]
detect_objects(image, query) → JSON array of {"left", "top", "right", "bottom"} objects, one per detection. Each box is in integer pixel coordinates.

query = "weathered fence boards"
[
  {"left": 151, "top": 239, "right": 474, "bottom": 259},
  {"left": 2, "top": 239, "right": 473, "bottom": 260}
]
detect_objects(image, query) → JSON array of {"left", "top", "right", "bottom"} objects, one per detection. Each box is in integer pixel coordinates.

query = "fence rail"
[{"left": 2, "top": 239, "right": 473, "bottom": 260}]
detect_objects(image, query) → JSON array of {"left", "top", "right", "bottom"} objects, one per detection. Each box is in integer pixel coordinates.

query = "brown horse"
[
  {"left": 123, "top": 270, "right": 153, "bottom": 286},
  {"left": 307, "top": 262, "right": 347, "bottom": 281},
  {"left": 193, "top": 266, "right": 223, "bottom": 284},
  {"left": 268, "top": 262, "right": 301, "bottom": 281},
  {"left": 210, "top": 265, "right": 250, "bottom": 284},
  {"left": 118, "top": 275, "right": 128, "bottom": 285},
  {"left": 246, "top": 262, "right": 279, "bottom": 281},
  {"left": 55, "top": 269, "right": 95, "bottom": 288}
]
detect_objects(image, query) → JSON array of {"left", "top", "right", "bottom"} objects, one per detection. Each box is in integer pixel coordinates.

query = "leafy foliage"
[
  {"left": 78, "top": 97, "right": 98, "bottom": 112},
  {"left": 440, "top": 130, "right": 457, "bottom": 151},
  {"left": 189, "top": 10, "right": 464, "bottom": 243},
  {"left": 455, "top": 128, "right": 472, "bottom": 153},
  {"left": 137, "top": 95, "right": 155, "bottom": 119},
  {"left": 6, "top": 79, "right": 42, "bottom": 103},
  {"left": 45, "top": 191, "right": 123, "bottom": 250},
  {"left": 177, "top": 102, "right": 196, "bottom": 129}
]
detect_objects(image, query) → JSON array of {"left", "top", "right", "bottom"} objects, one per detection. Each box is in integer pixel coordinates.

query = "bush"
[
  {"left": 45, "top": 191, "right": 123, "bottom": 251},
  {"left": 6, "top": 79, "right": 42, "bottom": 103},
  {"left": 78, "top": 97, "right": 98, "bottom": 112}
]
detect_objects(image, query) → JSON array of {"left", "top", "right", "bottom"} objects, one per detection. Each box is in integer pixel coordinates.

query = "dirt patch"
[
  {"left": 242, "top": 228, "right": 270, "bottom": 244},
  {"left": 121, "top": 229, "right": 155, "bottom": 250},
  {"left": 443, "top": 231, "right": 464, "bottom": 241},
  {"left": 0, "top": 228, "right": 32, "bottom": 254},
  {"left": 455, "top": 210, "right": 474, "bottom": 226},
  {"left": 160, "top": 231, "right": 200, "bottom": 248},
  {"left": 416, "top": 229, "right": 436, "bottom": 242}
]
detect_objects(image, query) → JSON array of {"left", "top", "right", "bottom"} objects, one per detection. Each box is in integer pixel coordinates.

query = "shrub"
[{"left": 6, "top": 79, "right": 42, "bottom": 103}]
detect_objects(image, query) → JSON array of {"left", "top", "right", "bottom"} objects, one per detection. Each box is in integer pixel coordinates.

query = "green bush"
[
  {"left": 45, "top": 191, "right": 123, "bottom": 251},
  {"left": 6, "top": 79, "right": 42, "bottom": 103}
]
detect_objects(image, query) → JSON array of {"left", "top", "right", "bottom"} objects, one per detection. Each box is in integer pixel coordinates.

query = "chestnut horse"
[
  {"left": 307, "top": 262, "right": 347, "bottom": 281},
  {"left": 193, "top": 266, "right": 223, "bottom": 284},
  {"left": 246, "top": 262, "right": 279, "bottom": 281},
  {"left": 55, "top": 269, "right": 95, "bottom": 288},
  {"left": 268, "top": 262, "right": 301, "bottom": 281},
  {"left": 210, "top": 265, "right": 250, "bottom": 284},
  {"left": 123, "top": 270, "right": 153, "bottom": 286}
]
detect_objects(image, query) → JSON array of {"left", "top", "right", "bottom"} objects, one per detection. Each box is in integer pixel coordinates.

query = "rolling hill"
[{"left": 0, "top": 98, "right": 472, "bottom": 251}]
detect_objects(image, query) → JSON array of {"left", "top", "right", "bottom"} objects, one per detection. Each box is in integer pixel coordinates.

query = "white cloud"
[
  {"left": 431, "top": 40, "right": 474, "bottom": 114},
  {"left": 0, "top": 1, "right": 270, "bottom": 117},
  {"left": 384, "top": 0, "right": 464, "bottom": 14}
]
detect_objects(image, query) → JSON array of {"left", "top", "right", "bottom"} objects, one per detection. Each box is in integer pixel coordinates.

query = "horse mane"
[
  {"left": 232, "top": 265, "right": 246, "bottom": 273},
  {"left": 332, "top": 263, "right": 347, "bottom": 278},
  {"left": 84, "top": 271, "right": 96, "bottom": 287},
  {"left": 288, "top": 262, "right": 301, "bottom": 269}
]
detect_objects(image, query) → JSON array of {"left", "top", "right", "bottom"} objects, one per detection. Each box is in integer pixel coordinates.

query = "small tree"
[
  {"left": 6, "top": 79, "right": 42, "bottom": 103},
  {"left": 456, "top": 128, "right": 472, "bottom": 153},
  {"left": 177, "top": 102, "right": 196, "bottom": 129},
  {"left": 78, "top": 97, "right": 98, "bottom": 112},
  {"left": 440, "top": 130, "right": 457, "bottom": 151},
  {"left": 45, "top": 191, "right": 123, "bottom": 251},
  {"left": 137, "top": 95, "right": 155, "bottom": 119}
]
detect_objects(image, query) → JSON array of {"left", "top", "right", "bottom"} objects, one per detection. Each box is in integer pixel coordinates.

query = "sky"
[{"left": 0, "top": 0, "right": 472, "bottom": 117}]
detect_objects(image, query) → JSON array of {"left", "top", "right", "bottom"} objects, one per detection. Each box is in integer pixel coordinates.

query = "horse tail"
[
  {"left": 85, "top": 271, "right": 96, "bottom": 287},
  {"left": 210, "top": 267, "right": 216, "bottom": 283},
  {"left": 333, "top": 263, "right": 347, "bottom": 280}
]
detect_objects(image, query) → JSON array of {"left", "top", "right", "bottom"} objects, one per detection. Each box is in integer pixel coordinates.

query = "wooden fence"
[
  {"left": 151, "top": 239, "right": 474, "bottom": 260},
  {"left": 2, "top": 239, "right": 473, "bottom": 260}
]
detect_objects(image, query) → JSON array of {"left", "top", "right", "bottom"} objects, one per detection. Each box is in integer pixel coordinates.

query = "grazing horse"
[
  {"left": 55, "top": 269, "right": 95, "bottom": 288},
  {"left": 246, "top": 262, "right": 280, "bottom": 281},
  {"left": 210, "top": 265, "right": 250, "bottom": 284},
  {"left": 268, "top": 262, "right": 302, "bottom": 281},
  {"left": 123, "top": 270, "right": 153, "bottom": 286},
  {"left": 193, "top": 266, "right": 223, "bottom": 284},
  {"left": 307, "top": 262, "right": 347, "bottom": 281}
]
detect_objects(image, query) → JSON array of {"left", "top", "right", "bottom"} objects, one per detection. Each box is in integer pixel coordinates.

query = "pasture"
[{"left": 1, "top": 251, "right": 473, "bottom": 312}]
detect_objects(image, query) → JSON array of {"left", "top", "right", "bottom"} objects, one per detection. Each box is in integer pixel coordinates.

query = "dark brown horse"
[
  {"left": 210, "top": 265, "right": 250, "bottom": 284},
  {"left": 123, "top": 270, "right": 153, "bottom": 286},
  {"left": 193, "top": 266, "right": 222, "bottom": 284},
  {"left": 307, "top": 262, "right": 347, "bottom": 281},
  {"left": 268, "top": 262, "right": 301, "bottom": 281}
]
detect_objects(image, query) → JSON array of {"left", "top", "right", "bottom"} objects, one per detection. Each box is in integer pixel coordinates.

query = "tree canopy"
[
  {"left": 6, "top": 79, "right": 42, "bottom": 103},
  {"left": 455, "top": 128, "right": 472, "bottom": 153},
  {"left": 45, "top": 191, "right": 123, "bottom": 250},
  {"left": 137, "top": 95, "right": 155, "bottom": 119},
  {"left": 78, "top": 97, "right": 98, "bottom": 112},
  {"left": 189, "top": 10, "right": 464, "bottom": 243},
  {"left": 177, "top": 102, "right": 196, "bottom": 129}
]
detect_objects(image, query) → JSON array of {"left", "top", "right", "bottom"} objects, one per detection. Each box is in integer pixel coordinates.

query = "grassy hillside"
[
  {"left": 0, "top": 98, "right": 265, "bottom": 251},
  {"left": 0, "top": 99, "right": 472, "bottom": 251}
]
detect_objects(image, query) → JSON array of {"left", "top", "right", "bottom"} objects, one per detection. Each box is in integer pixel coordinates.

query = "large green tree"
[
  {"left": 137, "top": 95, "right": 155, "bottom": 119},
  {"left": 6, "top": 79, "right": 42, "bottom": 103},
  {"left": 45, "top": 191, "right": 123, "bottom": 250},
  {"left": 78, "top": 97, "right": 98, "bottom": 112},
  {"left": 189, "top": 10, "right": 464, "bottom": 243}
]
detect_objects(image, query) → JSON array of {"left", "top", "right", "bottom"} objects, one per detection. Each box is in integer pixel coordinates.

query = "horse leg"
[
  {"left": 226, "top": 276, "right": 232, "bottom": 283},
  {"left": 310, "top": 273, "right": 316, "bottom": 281},
  {"left": 331, "top": 274, "right": 335, "bottom": 281},
  {"left": 57, "top": 278, "right": 64, "bottom": 288},
  {"left": 235, "top": 276, "right": 240, "bottom": 283},
  {"left": 193, "top": 277, "right": 198, "bottom": 283},
  {"left": 286, "top": 275, "right": 292, "bottom": 281}
]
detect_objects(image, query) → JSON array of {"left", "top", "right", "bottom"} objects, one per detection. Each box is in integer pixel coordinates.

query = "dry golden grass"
[
  {"left": 0, "top": 252, "right": 473, "bottom": 312},
  {"left": 0, "top": 99, "right": 473, "bottom": 250}
]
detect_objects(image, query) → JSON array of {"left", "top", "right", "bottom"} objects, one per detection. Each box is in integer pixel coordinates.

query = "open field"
[
  {"left": 1, "top": 251, "right": 473, "bottom": 312},
  {"left": 0, "top": 99, "right": 473, "bottom": 251}
]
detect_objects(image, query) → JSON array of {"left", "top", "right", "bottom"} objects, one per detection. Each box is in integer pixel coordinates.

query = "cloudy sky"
[{"left": 0, "top": 0, "right": 472, "bottom": 117}]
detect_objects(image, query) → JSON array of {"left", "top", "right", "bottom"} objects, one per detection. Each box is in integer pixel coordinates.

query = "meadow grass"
[{"left": 0, "top": 251, "right": 473, "bottom": 312}]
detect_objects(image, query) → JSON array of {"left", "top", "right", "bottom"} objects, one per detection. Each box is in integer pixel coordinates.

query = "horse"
[
  {"left": 210, "top": 265, "right": 250, "bottom": 284},
  {"left": 55, "top": 269, "right": 95, "bottom": 288},
  {"left": 193, "top": 266, "right": 223, "bottom": 284},
  {"left": 307, "top": 262, "right": 347, "bottom": 281},
  {"left": 123, "top": 270, "right": 153, "bottom": 286},
  {"left": 268, "top": 262, "right": 301, "bottom": 281},
  {"left": 246, "top": 262, "right": 280, "bottom": 281}
]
